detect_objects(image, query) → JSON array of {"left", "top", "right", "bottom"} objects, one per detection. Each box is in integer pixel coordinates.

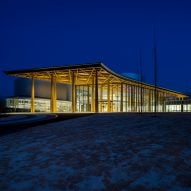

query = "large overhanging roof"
[{"left": 5, "top": 62, "right": 186, "bottom": 98}]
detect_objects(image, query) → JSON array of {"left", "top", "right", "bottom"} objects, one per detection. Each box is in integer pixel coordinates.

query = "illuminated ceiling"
[{"left": 5, "top": 62, "right": 187, "bottom": 98}]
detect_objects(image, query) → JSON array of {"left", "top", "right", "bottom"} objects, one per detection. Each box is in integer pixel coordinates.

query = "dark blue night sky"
[{"left": 1, "top": 0, "right": 191, "bottom": 97}]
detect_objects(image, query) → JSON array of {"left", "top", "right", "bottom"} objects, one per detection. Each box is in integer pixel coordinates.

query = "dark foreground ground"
[{"left": 0, "top": 113, "right": 191, "bottom": 191}]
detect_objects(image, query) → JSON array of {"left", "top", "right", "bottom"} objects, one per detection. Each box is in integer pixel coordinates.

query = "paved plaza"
[{"left": 1, "top": 113, "right": 191, "bottom": 191}]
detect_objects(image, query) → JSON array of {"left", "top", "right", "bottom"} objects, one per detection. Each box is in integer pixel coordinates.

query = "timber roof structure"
[{"left": 5, "top": 62, "right": 187, "bottom": 98}]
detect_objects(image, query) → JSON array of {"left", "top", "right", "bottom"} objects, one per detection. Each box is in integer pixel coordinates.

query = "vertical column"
[
  {"left": 131, "top": 85, "right": 134, "bottom": 112},
  {"left": 95, "top": 69, "right": 99, "bottom": 112},
  {"left": 151, "top": 89, "right": 154, "bottom": 112},
  {"left": 50, "top": 75, "right": 54, "bottom": 112},
  {"left": 120, "top": 83, "right": 123, "bottom": 112},
  {"left": 154, "top": 89, "right": 158, "bottom": 113},
  {"left": 51, "top": 74, "right": 57, "bottom": 112},
  {"left": 31, "top": 76, "right": 35, "bottom": 113},
  {"left": 138, "top": 86, "right": 140, "bottom": 113},
  {"left": 91, "top": 76, "right": 95, "bottom": 112},
  {"left": 180, "top": 97, "right": 184, "bottom": 112},
  {"left": 163, "top": 93, "right": 165, "bottom": 112},
  {"left": 158, "top": 92, "right": 160, "bottom": 112},
  {"left": 100, "top": 85, "right": 103, "bottom": 112},
  {"left": 137, "top": 86, "right": 140, "bottom": 113},
  {"left": 148, "top": 89, "right": 151, "bottom": 112},
  {"left": 54, "top": 78, "right": 57, "bottom": 111},
  {"left": 163, "top": 93, "right": 166, "bottom": 112},
  {"left": 116, "top": 84, "right": 119, "bottom": 111},
  {"left": 72, "top": 71, "right": 76, "bottom": 112},
  {"left": 107, "top": 81, "right": 111, "bottom": 112},
  {"left": 87, "top": 86, "right": 90, "bottom": 112},
  {"left": 135, "top": 86, "right": 137, "bottom": 112},
  {"left": 137, "top": 86, "right": 139, "bottom": 112},
  {"left": 142, "top": 88, "right": 145, "bottom": 112},
  {"left": 111, "top": 85, "right": 113, "bottom": 112},
  {"left": 128, "top": 85, "right": 131, "bottom": 112},
  {"left": 160, "top": 92, "right": 163, "bottom": 112},
  {"left": 140, "top": 86, "right": 143, "bottom": 113},
  {"left": 134, "top": 86, "right": 136, "bottom": 112},
  {"left": 125, "top": 84, "right": 128, "bottom": 112}
]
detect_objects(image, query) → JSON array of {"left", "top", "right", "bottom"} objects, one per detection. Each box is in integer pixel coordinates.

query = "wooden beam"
[
  {"left": 120, "top": 83, "right": 123, "bottom": 112},
  {"left": 50, "top": 74, "right": 57, "bottom": 112},
  {"left": 107, "top": 81, "right": 111, "bottom": 112},
  {"left": 86, "top": 68, "right": 94, "bottom": 84},
  {"left": 69, "top": 70, "right": 72, "bottom": 83},
  {"left": 72, "top": 71, "right": 76, "bottom": 112},
  {"left": 91, "top": 75, "right": 95, "bottom": 112},
  {"left": 95, "top": 69, "right": 99, "bottom": 112}
]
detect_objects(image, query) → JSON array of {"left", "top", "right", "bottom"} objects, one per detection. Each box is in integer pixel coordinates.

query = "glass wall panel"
[
  {"left": 76, "top": 85, "right": 91, "bottom": 112},
  {"left": 6, "top": 98, "right": 71, "bottom": 112}
]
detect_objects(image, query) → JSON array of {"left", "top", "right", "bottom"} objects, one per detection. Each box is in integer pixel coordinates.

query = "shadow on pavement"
[{"left": 0, "top": 113, "right": 93, "bottom": 136}]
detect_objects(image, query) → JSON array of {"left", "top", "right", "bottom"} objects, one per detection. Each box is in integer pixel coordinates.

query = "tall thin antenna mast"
[
  {"left": 153, "top": 27, "right": 158, "bottom": 114},
  {"left": 139, "top": 49, "right": 143, "bottom": 114}
]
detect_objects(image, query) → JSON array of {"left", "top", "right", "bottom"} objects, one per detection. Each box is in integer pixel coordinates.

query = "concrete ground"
[
  {"left": 0, "top": 113, "right": 93, "bottom": 136},
  {"left": 0, "top": 113, "right": 191, "bottom": 191}
]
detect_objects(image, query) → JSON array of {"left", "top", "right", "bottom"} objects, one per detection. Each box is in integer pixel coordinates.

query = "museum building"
[{"left": 5, "top": 62, "right": 187, "bottom": 113}]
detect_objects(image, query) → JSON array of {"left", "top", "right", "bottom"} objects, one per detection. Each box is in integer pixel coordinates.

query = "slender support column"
[
  {"left": 120, "top": 83, "right": 123, "bottom": 112},
  {"left": 111, "top": 85, "right": 113, "bottom": 112},
  {"left": 31, "top": 76, "right": 35, "bottom": 112},
  {"left": 72, "top": 71, "right": 76, "bottom": 112},
  {"left": 91, "top": 76, "right": 95, "bottom": 112},
  {"left": 140, "top": 86, "right": 143, "bottom": 113},
  {"left": 133, "top": 86, "right": 135, "bottom": 112},
  {"left": 163, "top": 93, "right": 166, "bottom": 112},
  {"left": 87, "top": 86, "right": 90, "bottom": 112},
  {"left": 136, "top": 86, "right": 139, "bottom": 112},
  {"left": 142, "top": 88, "right": 145, "bottom": 112},
  {"left": 154, "top": 89, "right": 158, "bottom": 113},
  {"left": 138, "top": 86, "right": 140, "bottom": 113},
  {"left": 138, "top": 86, "right": 140, "bottom": 112},
  {"left": 162, "top": 92, "right": 165, "bottom": 112},
  {"left": 107, "top": 81, "right": 111, "bottom": 112},
  {"left": 148, "top": 90, "right": 151, "bottom": 112},
  {"left": 128, "top": 85, "right": 131, "bottom": 112},
  {"left": 125, "top": 84, "right": 128, "bottom": 112},
  {"left": 159, "top": 92, "right": 162, "bottom": 112},
  {"left": 158, "top": 92, "right": 160, "bottom": 112},
  {"left": 152, "top": 90, "right": 154, "bottom": 112},
  {"left": 135, "top": 86, "right": 137, "bottom": 112},
  {"left": 134, "top": 86, "right": 136, "bottom": 112},
  {"left": 115, "top": 84, "right": 120, "bottom": 112},
  {"left": 181, "top": 97, "right": 184, "bottom": 112},
  {"left": 54, "top": 79, "right": 57, "bottom": 111},
  {"left": 51, "top": 74, "right": 57, "bottom": 112},
  {"left": 95, "top": 69, "right": 99, "bottom": 112},
  {"left": 100, "top": 85, "right": 103, "bottom": 112},
  {"left": 131, "top": 86, "right": 134, "bottom": 112}
]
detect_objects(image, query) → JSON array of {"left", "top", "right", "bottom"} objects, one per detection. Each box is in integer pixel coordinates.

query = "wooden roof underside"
[{"left": 5, "top": 63, "right": 187, "bottom": 98}]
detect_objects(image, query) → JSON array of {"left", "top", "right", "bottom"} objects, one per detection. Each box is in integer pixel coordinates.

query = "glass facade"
[
  {"left": 6, "top": 98, "right": 71, "bottom": 112},
  {"left": 6, "top": 96, "right": 191, "bottom": 113},
  {"left": 76, "top": 85, "right": 92, "bottom": 112},
  {"left": 74, "top": 83, "right": 179, "bottom": 113}
]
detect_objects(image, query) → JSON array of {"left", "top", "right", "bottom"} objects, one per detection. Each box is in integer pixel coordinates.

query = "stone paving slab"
[{"left": 0, "top": 113, "right": 191, "bottom": 191}]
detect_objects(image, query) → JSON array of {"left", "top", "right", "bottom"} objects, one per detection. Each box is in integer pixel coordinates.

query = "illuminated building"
[
  {"left": 6, "top": 78, "right": 71, "bottom": 112},
  {"left": 5, "top": 62, "right": 187, "bottom": 113}
]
